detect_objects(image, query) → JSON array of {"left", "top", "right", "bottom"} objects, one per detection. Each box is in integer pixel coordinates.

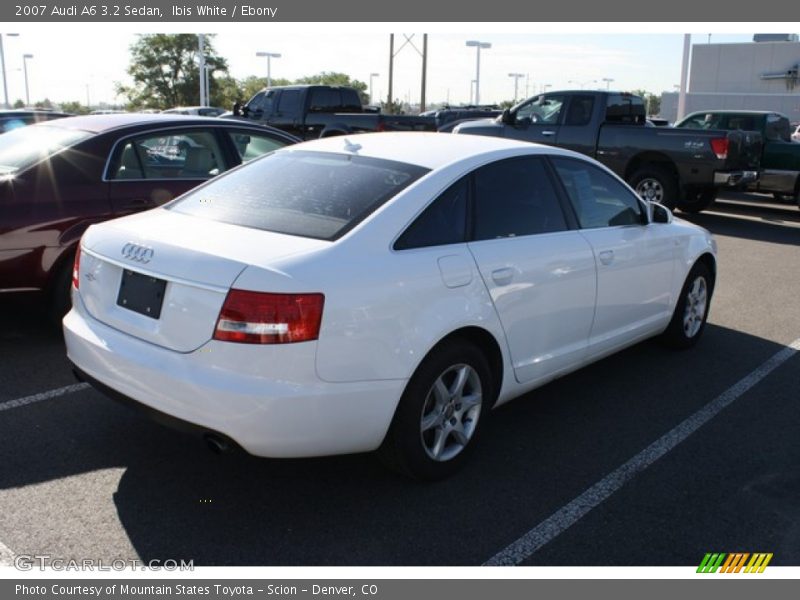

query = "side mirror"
[
  {"left": 649, "top": 202, "right": 673, "bottom": 224},
  {"left": 241, "top": 105, "right": 251, "bottom": 118},
  {"left": 501, "top": 108, "right": 513, "bottom": 125}
]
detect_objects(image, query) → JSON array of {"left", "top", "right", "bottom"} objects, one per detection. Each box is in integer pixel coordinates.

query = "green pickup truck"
[{"left": 675, "top": 110, "right": 800, "bottom": 207}]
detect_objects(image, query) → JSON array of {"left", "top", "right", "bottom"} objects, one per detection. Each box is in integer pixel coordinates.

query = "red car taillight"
[
  {"left": 72, "top": 245, "right": 82, "bottom": 290},
  {"left": 213, "top": 290, "right": 325, "bottom": 344},
  {"left": 710, "top": 137, "right": 729, "bottom": 160}
]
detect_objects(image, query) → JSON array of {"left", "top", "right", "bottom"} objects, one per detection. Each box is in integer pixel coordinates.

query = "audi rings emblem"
[{"left": 121, "top": 242, "right": 154, "bottom": 264}]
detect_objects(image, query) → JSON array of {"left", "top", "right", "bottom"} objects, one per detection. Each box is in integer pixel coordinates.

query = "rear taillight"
[
  {"left": 213, "top": 290, "right": 324, "bottom": 344},
  {"left": 710, "top": 137, "right": 729, "bottom": 160},
  {"left": 72, "top": 245, "right": 81, "bottom": 290}
]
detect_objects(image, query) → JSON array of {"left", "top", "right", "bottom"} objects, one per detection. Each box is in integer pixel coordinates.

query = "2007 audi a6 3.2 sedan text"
[{"left": 64, "top": 132, "right": 717, "bottom": 480}]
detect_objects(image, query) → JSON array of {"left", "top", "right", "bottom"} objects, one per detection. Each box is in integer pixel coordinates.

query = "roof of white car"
[{"left": 283, "top": 132, "right": 564, "bottom": 170}]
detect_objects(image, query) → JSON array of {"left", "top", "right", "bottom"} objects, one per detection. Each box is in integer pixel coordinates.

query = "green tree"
[
  {"left": 59, "top": 101, "right": 91, "bottom": 115},
  {"left": 34, "top": 98, "right": 54, "bottom": 109},
  {"left": 116, "top": 34, "right": 229, "bottom": 110},
  {"left": 630, "top": 88, "right": 661, "bottom": 117}
]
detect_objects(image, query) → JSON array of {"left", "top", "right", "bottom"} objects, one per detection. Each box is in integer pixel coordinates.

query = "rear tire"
[
  {"left": 678, "top": 189, "right": 715, "bottom": 213},
  {"left": 378, "top": 340, "right": 493, "bottom": 481},
  {"left": 628, "top": 165, "right": 679, "bottom": 210},
  {"left": 660, "top": 262, "right": 713, "bottom": 349},
  {"left": 46, "top": 259, "right": 73, "bottom": 328}
]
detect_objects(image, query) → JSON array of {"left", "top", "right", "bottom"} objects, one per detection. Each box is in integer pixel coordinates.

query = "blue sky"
[{"left": 0, "top": 28, "right": 760, "bottom": 107}]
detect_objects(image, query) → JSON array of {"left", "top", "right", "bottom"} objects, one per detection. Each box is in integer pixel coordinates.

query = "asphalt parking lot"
[{"left": 1, "top": 192, "right": 798, "bottom": 567}]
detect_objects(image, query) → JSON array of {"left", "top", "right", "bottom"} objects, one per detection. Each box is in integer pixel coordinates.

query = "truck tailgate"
[{"left": 724, "top": 130, "right": 763, "bottom": 170}]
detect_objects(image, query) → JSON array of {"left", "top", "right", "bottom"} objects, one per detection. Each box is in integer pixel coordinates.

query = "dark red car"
[{"left": 0, "top": 113, "right": 299, "bottom": 320}]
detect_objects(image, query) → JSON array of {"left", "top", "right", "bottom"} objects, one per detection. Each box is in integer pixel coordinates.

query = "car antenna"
[{"left": 343, "top": 138, "right": 362, "bottom": 153}]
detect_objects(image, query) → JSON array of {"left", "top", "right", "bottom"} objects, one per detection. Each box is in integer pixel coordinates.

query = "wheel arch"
[
  {"left": 415, "top": 326, "right": 505, "bottom": 409},
  {"left": 695, "top": 252, "right": 717, "bottom": 290},
  {"left": 625, "top": 152, "right": 680, "bottom": 183}
]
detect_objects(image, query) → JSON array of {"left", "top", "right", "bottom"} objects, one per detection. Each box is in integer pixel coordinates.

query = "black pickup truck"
[
  {"left": 454, "top": 91, "right": 763, "bottom": 212},
  {"left": 234, "top": 85, "right": 437, "bottom": 140}
]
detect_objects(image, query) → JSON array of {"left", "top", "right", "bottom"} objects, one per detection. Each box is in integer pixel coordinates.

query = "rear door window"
[
  {"left": 108, "top": 130, "right": 224, "bottom": 180},
  {"left": 225, "top": 130, "right": 291, "bottom": 163},
  {"left": 309, "top": 88, "right": 340, "bottom": 112}
]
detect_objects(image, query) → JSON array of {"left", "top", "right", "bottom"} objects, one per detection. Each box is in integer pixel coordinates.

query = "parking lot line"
[
  {"left": 0, "top": 539, "right": 14, "bottom": 567},
  {"left": 483, "top": 337, "right": 800, "bottom": 566},
  {"left": 0, "top": 383, "right": 89, "bottom": 413}
]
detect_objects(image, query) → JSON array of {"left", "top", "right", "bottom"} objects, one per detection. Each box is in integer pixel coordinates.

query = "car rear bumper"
[
  {"left": 63, "top": 294, "right": 406, "bottom": 458},
  {"left": 714, "top": 170, "right": 759, "bottom": 186}
]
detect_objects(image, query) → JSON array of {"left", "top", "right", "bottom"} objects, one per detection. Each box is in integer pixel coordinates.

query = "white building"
[{"left": 660, "top": 35, "right": 800, "bottom": 123}]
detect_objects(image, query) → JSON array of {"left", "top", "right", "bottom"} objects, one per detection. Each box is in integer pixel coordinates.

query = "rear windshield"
[
  {"left": 169, "top": 150, "right": 429, "bottom": 240},
  {"left": 0, "top": 124, "right": 92, "bottom": 175}
]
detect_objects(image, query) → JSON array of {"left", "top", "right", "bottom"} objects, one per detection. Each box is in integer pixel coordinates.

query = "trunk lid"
[{"left": 78, "top": 209, "right": 328, "bottom": 352}]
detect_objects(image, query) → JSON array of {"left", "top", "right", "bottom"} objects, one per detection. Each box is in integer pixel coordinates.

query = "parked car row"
[{"left": 0, "top": 81, "right": 723, "bottom": 480}]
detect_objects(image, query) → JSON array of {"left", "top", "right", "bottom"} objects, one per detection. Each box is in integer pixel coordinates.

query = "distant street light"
[
  {"left": 0, "top": 33, "right": 19, "bottom": 109},
  {"left": 22, "top": 53, "right": 33, "bottom": 106},
  {"left": 369, "top": 72, "right": 379, "bottom": 105},
  {"left": 508, "top": 72, "right": 524, "bottom": 102},
  {"left": 256, "top": 51, "right": 281, "bottom": 88},
  {"left": 568, "top": 79, "right": 597, "bottom": 90},
  {"left": 469, "top": 79, "right": 476, "bottom": 105},
  {"left": 465, "top": 40, "right": 491, "bottom": 105},
  {"left": 601, "top": 77, "right": 614, "bottom": 90}
]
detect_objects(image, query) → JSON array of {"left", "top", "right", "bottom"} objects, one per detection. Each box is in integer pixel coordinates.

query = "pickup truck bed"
[{"left": 233, "top": 84, "right": 436, "bottom": 140}]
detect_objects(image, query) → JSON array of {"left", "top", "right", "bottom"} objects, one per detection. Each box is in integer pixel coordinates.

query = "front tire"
[
  {"left": 379, "top": 340, "right": 493, "bottom": 481},
  {"left": 660, "top": 262, "right": 713, "bottom": 349}
]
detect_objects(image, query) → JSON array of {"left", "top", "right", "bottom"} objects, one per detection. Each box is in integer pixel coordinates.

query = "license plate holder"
[{"left": 117, "top": 269, "right": 167, "bottom": 319}]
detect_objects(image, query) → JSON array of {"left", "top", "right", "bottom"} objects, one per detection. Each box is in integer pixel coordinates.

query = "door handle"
[
  {"left": 122, "top": 198, "right": 154, "bottom": 210},
  {"left": 541, "top": 130, "right": 556, "bottom": 136},
  {"left": 491, "top": 267, "right": 514, "bottom": 285},
  {"left": 598, "top": 250, "right": 614, "bottom": 265}
]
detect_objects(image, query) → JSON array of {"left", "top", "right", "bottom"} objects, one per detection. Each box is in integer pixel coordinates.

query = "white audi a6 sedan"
[{"left": 64, "top": 132, "right": 717, "bottom": 479}]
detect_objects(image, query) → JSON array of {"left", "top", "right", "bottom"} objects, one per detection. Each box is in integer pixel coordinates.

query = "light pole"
[
  {"left": 22, "top": 53, "right": 33, "bottom": 106},
  {"left": 197, "top": 34, "right": 206, "bottom": 107},
  {"left": 204, "top": 65, "right": 213, "bottom": 106},
  {"left": 508, "top": 72, "right": 524, "bottom": 103},
  {"left": 469, "top": 79, "right": 476, "bottom": 105},
  {"left": 0, "top": 34, "right": 19, "bottom": 109},
  {"left": 465, "top": 40, "right": 491, "bottom": 106},
  {"left": 568, "top": 79, "right": 597, "bottom": 90},
  {"left": 256, "top": 51, "right": 281, "bottom": 88},
  {"left": 601, "top": 77, "right": 614, "bottom": 90},
  {"left": 369, "top": 72, "right": 379, "bottom": 105}
]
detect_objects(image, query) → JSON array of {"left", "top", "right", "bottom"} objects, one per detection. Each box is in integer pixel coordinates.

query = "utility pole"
[
  {"left": 198, "top": 34, "right": 206, "bottom": 107},
  {"left": 420, "top": 34, "right": 427, "bottom": 112},
  {"left": 387, "top": 34, "right": 394, "bottom": 113}
]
